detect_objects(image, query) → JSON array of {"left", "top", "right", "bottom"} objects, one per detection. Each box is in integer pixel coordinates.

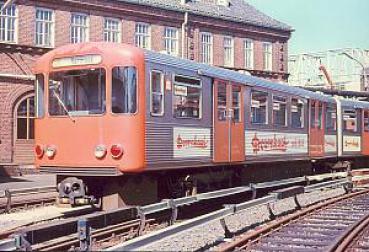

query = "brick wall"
[
  {"left": 0, "top": 0, "right": 291, "bottom": 165},
  {"left": 13, "top": 0, "right": 290, "bottom": 76}
]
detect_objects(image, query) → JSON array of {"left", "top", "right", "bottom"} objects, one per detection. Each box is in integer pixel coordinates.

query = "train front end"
[{"left": 33, "top": 43, "right": 146, "bottom": 207}]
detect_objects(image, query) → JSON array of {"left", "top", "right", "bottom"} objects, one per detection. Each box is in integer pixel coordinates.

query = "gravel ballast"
[{"left": 140, "top": 187, "right": 346, "bottom": 251}]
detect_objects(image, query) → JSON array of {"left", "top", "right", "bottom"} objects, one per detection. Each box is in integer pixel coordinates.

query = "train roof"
[
  {"left": 339, "top": 98, "right": 369, "bottom": 109},
  {"left": 145, "top": 50, "right": 335, "bottom": 103}
]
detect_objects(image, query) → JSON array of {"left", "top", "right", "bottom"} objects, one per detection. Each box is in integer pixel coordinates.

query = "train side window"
[
  {"left": 272, "top": 95, "right": 287, "bottom": 127},
  {"left": 251, "top": 90, "right": 268, "bottom": 124},
  {"left": 364, "top": 111, "right": 369, "bottom": 132},
  {"left": 35, "top": 74, "right": 45, "bottom": 118},
  {"left": 291, "top": 98, "right": 304, "bottom": 129},
  {"left": 310, "top": 101, "right": 316, "bottom": 128},
  {"left": 217, "top": 82, "right": 227, "bottom": 121},
  {"left": 173, "top": 75, "right": 201, "bottom": 119},
  {"left": 317, "top": 103, "right": 323, "bottom": 129},
  {"left": 150, "top": 71, "right": 164, "bottom": 116},
  {"left": 112, "top": 66, "right": 137, "bottom": 114},
  {"left": 232, "top": 86, "right": 241, "bottom": 122},
  {"left": 326, "top": 104, "right": 337, "bottom": 131},
  {"left": 343, "top": 109, "right": 357, "bottom": 133}
]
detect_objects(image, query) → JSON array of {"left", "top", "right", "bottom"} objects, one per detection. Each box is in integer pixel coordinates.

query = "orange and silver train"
[{"left": 33, "top": 42, "right": 369, "bottom": 208}]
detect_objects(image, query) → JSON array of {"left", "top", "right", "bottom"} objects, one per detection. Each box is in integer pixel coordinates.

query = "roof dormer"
[{"left": 217, "top": 0, "right": 230, "bottom": 7}]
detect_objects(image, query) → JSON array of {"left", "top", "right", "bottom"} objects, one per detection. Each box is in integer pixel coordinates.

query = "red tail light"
[
  {"left": 111, "top": 144, "right": 123, "bottom": 159},
  {"left": 35, "top": 145, "right": 44, "bottom": 158}
]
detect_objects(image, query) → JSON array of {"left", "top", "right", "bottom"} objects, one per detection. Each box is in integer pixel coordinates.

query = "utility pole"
[{"left": 341, "top": 52, "right": 368, "bottom": 91}]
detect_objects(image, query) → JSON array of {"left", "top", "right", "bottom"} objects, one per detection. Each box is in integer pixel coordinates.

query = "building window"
[
  {"left": 343, "top": 109, "right": 357, "bottom": 133},
  {"left": 244, "top": 39, "right": 254, "bottom": 69},
  {"left": 35, "top": 9, "right": 54, "bottom": 47},
  {"left": 173, "top": 75, "right": 201, "bottom": 119},
  {"left": 150, "top": 71, "right": 164, "bottom": 116},
  {"left": 164, "top": 27, "right": 178, "bottom": 56},
  {"left": 104, "top": 18, "right": 121, "bottom": 43},
  {"left": 291, "top": 98, "right": 304, "bottom": 128},
  {"left": 326, "top": 104, "right": 337, "bottom": 131},
  {"left": 224, "top": 36, "right": 234, "bottom": 67},
  {"left": 263, "top": 42, "right": 272, "bottom": 71},
  {"left": 200, "top": 32, "right": 213, "bottom": 64},
  {"left": 16, "top": 96, "right": 35, "bottom": 140},
  {"left": 251, "top": 90, "right": 268, "bottom": 124},
  {"left": 71, "top": 13, "right": 89, "bottom": 43},
  {"left": 0, "top": 2, "right": 17, "bottom": 43},
  {"left": 273, "top": 96, "right": 287, "bottom": 127},
  {"left": 135, "top": 23, "right": 150, "bottom": 49}
]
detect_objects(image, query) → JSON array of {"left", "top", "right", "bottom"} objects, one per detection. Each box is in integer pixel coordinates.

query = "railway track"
[
  {"left": 0, "top": 172, "right": 349, "bottom": 251},
  {"left": 218, "top": 189, "right": 369, "bottom": 252},
  {"left": 0, "top": 186, "right": 57, "bottom": 214}
]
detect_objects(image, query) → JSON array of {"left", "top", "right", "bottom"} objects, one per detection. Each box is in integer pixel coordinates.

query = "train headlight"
[
  {"left": 35, "top": 144, "right": 44, "bottom": 158},
  {"left": 111, "top": 144, "right": 123, "bottom": 159},
  {"left": 46, "top": 145, "right": 57, "bottom": 158},
  {"left": 95, "top": 145, "right": 107, "bottom": 159}
]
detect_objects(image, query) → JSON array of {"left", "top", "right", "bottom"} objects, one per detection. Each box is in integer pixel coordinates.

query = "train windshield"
[{"left": 49, "top": 68, "right": 106, "bottom": 116}]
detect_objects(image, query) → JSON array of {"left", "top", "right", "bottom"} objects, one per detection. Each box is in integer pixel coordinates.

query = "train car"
[
  {"left": 336, "top": 99, "right": 369, "bottom": 161},
  {"left": 32, "top": 42, "right": 365, "bottom": 209}
]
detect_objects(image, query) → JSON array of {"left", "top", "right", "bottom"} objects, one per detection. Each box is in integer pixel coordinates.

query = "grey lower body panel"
[{"left": 39, "top": 166, "right": 122, "bottom": 176}]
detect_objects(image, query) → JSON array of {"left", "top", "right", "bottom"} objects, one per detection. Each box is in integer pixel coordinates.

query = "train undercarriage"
[{"left": 55, "top": 160, "right": 318, "bottom": 210}]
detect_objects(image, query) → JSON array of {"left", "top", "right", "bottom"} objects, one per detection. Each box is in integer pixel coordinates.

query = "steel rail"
[
  {"left": 107, "top": 179, "right": 352, "bottom": 251},
  {"left": 329, "top": 212, "right": 369, "bottom": 252},
  {"left": 218, "top": 189, "right": 369, "bottom": 252},
  {"left": 0, "top": 172, "right": 349, "bottom": 251},
  {"left": 0, "top": 186, "right": 57, "bottom": 214}
]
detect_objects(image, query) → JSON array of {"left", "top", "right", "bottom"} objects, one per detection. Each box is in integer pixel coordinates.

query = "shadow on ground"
[{"left": 0, "top": 176, "right": 29, "bottom": 183}]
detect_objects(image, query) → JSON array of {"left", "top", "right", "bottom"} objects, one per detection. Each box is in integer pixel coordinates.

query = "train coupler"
[{"left": 57, "top": 177, "right": 97, "bottom": 206}]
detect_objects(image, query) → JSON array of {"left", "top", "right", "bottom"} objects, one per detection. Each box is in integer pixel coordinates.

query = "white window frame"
[
  {"left": 263, "top": 42, "right": 273, "bottom": 71},
  {"left": 103, "top": 17, "right": 121, "bottom": 43},
  {"left": 200, "top": 32, "right": 213, "bottom": 65},
  {"left": 251, "top": 90, "right": 268, "bottom": 125},
  {"left": 150, "top": 70, "right": 165, "bottom": 116},
  {"left": 135, "top": 22, "right": 151, "bottom": 49},
  {"left": 272, "top": 95, "right": 288, "bottom": 127},
  {"left": 164, "top": 27, "right": 178, "bottom": 56},
  {"left": 244, "top": 39, "right": 254, "bottom": 69},
  {"left": 70, "top": 13, "right": 89, "bottom": 44},
  {"left": 173, "top": 74, "right": 202, "bottom": 119},
  {"left": 291, "top": 98, "right": 305, "bottom": 129},
  {"left": 14, "top": 94, "right": 35, "bottom": 140},
  {"left": 0, "top": 2, "right": 18, "bottom": 43},
  {"left": 35, "top": 8, "right": 54, "bottom": 47},
  {"left": 223, "top": 36, "right": 234, "bottom": 67}
]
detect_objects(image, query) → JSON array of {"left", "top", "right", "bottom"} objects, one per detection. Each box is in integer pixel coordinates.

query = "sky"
[{"left": 247, "top": 0, "right": 369, "bottom": 55}]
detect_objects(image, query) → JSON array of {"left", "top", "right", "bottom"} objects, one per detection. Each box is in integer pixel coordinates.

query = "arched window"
[{"left": 16, "top": 96, "right": 35, "bottom": 140}]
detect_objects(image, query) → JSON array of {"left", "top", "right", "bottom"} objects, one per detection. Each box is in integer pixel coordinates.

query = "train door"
[
  {"left": 309, "top": 100, "right": 325, "bottom": 157},
  {"left": 213, "top": 80, "right": 245, "bottom": 162},
  {"left": 362, "top": 110, "right": 369, "bottom": 155}
]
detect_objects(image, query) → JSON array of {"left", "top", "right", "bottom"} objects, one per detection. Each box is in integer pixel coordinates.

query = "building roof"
[{"left": 116, "top": 0, "right": 293, "bottom": 32}]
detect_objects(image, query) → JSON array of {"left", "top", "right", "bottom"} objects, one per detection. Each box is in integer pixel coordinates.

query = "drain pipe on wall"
[{"left": 181, "top": 12, "right": 188, "bottom": 59}]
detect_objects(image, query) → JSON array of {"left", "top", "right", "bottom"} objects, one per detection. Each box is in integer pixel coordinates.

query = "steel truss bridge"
[{"left": 288, "top": 48, "right": 369, "bottom": 91}]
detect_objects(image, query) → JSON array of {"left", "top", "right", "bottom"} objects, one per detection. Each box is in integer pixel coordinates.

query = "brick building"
[{"left": 0, "top": 0, "right": 292, "bottom": 170}]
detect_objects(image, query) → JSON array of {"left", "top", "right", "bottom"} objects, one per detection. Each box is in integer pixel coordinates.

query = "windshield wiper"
[{"left": 52, "top": 90, "right": 75, "bottom": 123}]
